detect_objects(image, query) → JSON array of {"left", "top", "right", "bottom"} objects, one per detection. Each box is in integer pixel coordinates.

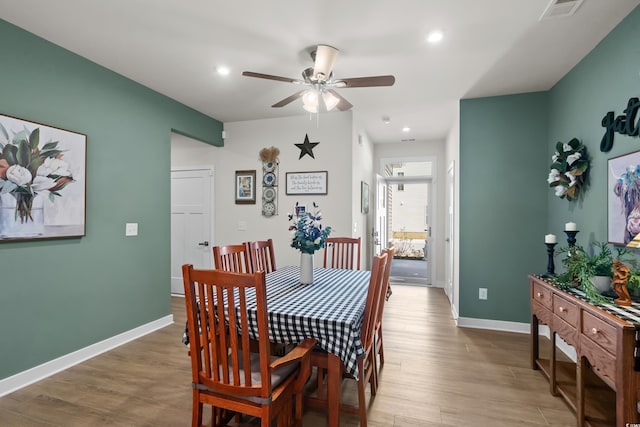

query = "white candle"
[
  {"left": 545, "top": 234, "right": 557, "bottom": 244},
  {"left": 565, "top": 222, "right": 577, "bottom": 231}
]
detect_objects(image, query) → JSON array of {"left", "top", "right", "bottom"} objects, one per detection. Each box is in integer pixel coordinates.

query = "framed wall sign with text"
[{"left": 285, "top": 171, "right": 328, "bottom": 195}]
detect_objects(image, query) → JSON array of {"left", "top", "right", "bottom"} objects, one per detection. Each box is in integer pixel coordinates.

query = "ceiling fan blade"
[
  {"left": 271, "top": 90, "right": 306, "bottom": 108},
  {"left": 242, "top": 71, "right": 299, "bottom": 84},
  {"left": 327, "top": 89, "right": 353, "bottom": 111},
  {"left": 335, "top": 75, "right": 395, "bottom": 88},
  {"left": 313, "top": 45, "right": 338, "bottom": 82}
]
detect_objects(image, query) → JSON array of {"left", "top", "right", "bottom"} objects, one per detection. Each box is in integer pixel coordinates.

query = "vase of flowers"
[
  {"left": 288, "top": 202, "right": 332, "bottom": 284},
  {"left": 0, "top": 124, "right": 74, "bottom": 237}
]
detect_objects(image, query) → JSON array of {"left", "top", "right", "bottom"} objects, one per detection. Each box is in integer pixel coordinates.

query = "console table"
[{"left": 529, "top": 275, "right": 640, "bottom": 427}]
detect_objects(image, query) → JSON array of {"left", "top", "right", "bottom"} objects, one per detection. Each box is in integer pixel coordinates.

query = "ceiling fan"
[{"left": 242, "top": 44, "right": 395, "bottom": 113}]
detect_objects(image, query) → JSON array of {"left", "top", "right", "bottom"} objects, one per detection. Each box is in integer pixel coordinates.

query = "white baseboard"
[
  {"left": 0, "top": 315, "right": 174, "bottom": 397},
  {"left": 456, "top": 317, "right": 576, "bottom": 362}
]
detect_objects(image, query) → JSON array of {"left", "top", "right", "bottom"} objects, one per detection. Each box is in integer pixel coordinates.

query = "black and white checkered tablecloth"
[
  {"left": 259, "top": 266, "right": 370, "bottom": 378},
  {"left": 184, "top": 266, "right": 371, "bottom": 378}
]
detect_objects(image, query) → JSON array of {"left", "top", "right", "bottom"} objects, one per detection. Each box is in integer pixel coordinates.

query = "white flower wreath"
[{"left": 547, "top": 138, "right": 589, "bottom": 201}]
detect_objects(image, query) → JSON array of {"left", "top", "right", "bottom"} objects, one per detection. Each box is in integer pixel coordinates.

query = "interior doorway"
[{"left": 376, "top": 159, "right": 433, "bottom": 286}]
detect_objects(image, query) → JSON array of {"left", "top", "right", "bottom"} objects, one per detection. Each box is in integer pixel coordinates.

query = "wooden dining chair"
[
  {"left": 372, "top": 247, "right": 395, "bottom": 393},
  {"left": 246, "top": 239, "right": 277, "bottom": 273},
  {"left": 306, "top": 253, "right": 388, "bottom": 427},
  {"left": 323, "top": 237, "right": 361, "bottom": 270},
  {"left": 182, "top": 264, "right": 316, "bottom": 427},
  {"left": 212, "top": 244, "right": 251, "bottom": 273}
]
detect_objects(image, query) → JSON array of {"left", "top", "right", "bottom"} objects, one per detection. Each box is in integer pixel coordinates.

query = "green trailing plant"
[{"left": 556, "top": 241, "right": 634, "bottom": 304}]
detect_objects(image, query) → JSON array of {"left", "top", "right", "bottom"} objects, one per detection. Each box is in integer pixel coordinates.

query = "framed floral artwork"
[
  {"left": 235, "top": 170, "right": 256, "bottom": 204},
  {"left": 0, "top": 113, "right": 86, "bottom": 242},
  {"left": 608, "top": 150, "right": 640, "bottom": 245}
]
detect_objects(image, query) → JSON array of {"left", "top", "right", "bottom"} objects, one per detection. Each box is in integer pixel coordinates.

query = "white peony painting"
[{"left": 0, "top": 113, "right": 86, "bottom": 241}]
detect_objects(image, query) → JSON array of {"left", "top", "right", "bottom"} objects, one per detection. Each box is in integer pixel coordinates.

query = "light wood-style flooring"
[{"left": 0, "top": 285, "right": 578, "bottom": 426}]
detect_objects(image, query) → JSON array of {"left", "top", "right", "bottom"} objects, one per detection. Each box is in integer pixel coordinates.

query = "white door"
[
  {"left": 171, "top": 169, "right": 214, "bottom": 294},
  {"left": 375, "top": 175, "right": 388, "bottom": 255}
]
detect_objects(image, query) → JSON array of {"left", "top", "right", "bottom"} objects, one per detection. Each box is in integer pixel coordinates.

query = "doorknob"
[{"left": 198, "top": 241, "right": 209, "bottom": 247}]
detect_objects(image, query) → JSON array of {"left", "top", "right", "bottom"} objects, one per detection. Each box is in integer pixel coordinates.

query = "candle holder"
[
  {"left": 564, "top": 230, "right": 579, "bottom": 247},
  {"left": 542, "top": 242, "right": 557, "bottom": 278}
]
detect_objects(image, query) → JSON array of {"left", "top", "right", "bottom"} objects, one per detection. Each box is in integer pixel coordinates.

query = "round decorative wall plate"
[
  {"left": 262, "top": 202, "right": 276, "bottom": 216},
  {"left": 263, "top": 172, "right": 276, "bottom": 187},
  {"left": 263, "top": 161, "right": 276, "bottom": 172},
  {"left": 263, "top": 187, "right": 276, "bottom": 202}
]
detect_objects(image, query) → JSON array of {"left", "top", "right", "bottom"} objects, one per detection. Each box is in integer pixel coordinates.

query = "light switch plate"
[{"left": 125, "top": 223, "right": 138, "bottom": 236}]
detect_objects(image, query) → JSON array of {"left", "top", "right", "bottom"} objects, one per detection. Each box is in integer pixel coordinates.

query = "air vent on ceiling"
[{"left": 540, "top": 0, "right": 584, "bottom": 20}]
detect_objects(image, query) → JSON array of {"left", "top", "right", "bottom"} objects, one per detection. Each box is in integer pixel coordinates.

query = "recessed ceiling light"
[
  {"left": 402, "top": 126, "right": 411, "bottom": 132},
  {"left": 216, "top": 66, "right": 230, "bottom": 75},
  {"left": 382, "top": 115, "right": 391, "bottom": 124},
  {"left": 426, "top": 30, "right": 443, "bottom": 44}
]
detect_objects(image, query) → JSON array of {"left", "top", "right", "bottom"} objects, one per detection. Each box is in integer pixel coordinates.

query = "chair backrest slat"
[
  {"left": 323, "top": 237, "right": 361, "bottom": 270},
  {"left": 213, "top": 244, "right": 251, "bottom": 273},
  {"left": 360, "top": 253, "right": 388, "bottom": 348},
  {"left": 376, "top": 248, "right": 395, "bottom": 328},
  {"left": 247, "top": 239, "right": 276, "bottom": 273},
  {"left": 182, "top": 265, "right": 271, "bottom": 398}
]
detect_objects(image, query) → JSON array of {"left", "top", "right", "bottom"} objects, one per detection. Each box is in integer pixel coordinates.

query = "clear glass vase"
[{"left": 0, "top": 192, "right": 45, "bottom": 238}]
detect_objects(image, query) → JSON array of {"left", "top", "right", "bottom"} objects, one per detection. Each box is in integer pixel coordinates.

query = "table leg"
[{"left": 327, "top": 353, "right": 341, "bottom": 427}]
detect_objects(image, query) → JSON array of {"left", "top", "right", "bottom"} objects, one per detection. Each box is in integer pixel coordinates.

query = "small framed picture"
[{"left": 235, "top": 170, "right": 256, "bottom": 204}]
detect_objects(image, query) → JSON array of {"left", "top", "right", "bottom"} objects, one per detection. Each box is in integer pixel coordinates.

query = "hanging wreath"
[{"left": 547, "top": 138, "right": 589, "bottom": 201}]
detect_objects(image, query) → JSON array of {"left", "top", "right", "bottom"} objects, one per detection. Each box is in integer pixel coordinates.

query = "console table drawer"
[
  {"left": 532, "top": 282, "right": 552, "bottom": 309},
  {"left": 580, "top": 334, "right": 616, "bottom": 388},
  {"left": 581, "top": 311, "right": 617, "bottom": 356},
  {"left": 553, "top": 294, "right": 578, "bottom": 325},
  {"left": 553, "top": 315, "right": 578, "bottom": 347},
  {"left": 532, "top": 300, "right": 552, "bottom": 325}
]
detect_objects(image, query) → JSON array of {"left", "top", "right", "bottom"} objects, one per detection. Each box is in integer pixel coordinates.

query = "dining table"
[
  {"left": 261, "top": 265, "right": 371, "bottom": 427},
  {"left": 183, "top": 264, "right": 371, "bottom": 427}
]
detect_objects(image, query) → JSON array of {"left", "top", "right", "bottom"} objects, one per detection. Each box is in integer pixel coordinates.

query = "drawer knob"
[
  {"left": 536, "top": 292, "right": 542, "bottom": 298},
  {"left": 591, "top": 327, "right": 599, "bottom": 335},
  {"left": 559, "top": 307, "right": 566, "bottom": 312}
]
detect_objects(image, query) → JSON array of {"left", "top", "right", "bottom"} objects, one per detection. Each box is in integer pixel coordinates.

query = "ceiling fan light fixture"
[
  {"left": 303, "top": 103, "right": 318, "bottom": 113},
  {"left": 427, "top": 30, "right": 443, "bottom": 44},
  {"left": 322, "top": 91, "right": 340, "bottom": 111},
  {"left": 313, "top": 45, "right": 338, "bottom": 81}
]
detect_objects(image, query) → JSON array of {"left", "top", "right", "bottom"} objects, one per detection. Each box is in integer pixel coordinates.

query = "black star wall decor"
[{"left": 295, "top": 134, "right": 319, "bottom": 159}]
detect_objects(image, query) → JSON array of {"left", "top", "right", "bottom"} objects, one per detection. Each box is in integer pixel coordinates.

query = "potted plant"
[{"left": 557, "top": 241, "right": 632, "bottom": 303}]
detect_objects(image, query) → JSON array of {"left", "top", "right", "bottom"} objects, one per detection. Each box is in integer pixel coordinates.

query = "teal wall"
[
  {"left": 547, "top": 6, "right": 640, "bottom": 245},
  {"left": 0, "top": 19, "right": 222, "bottom": 379},
  {"left": 459, "top": 5, "right": 640, "bottom": 323},
  {"left": 460, "top": 93, "right": 549, "bottom": 323}
]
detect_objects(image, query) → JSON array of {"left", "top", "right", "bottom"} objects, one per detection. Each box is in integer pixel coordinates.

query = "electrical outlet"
[
  {"left": 125, "top": 223, "right": 138, "bottom": 236},
  {"left": 479, "top": 288, "right": 488, "bottom": 300}
]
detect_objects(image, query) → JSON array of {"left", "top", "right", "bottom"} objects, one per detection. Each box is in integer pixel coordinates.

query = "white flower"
[
  {"left": 565, "top": 172, "right": 577, "bottom": 187},
  {"left": 555, "top": 185, "right": 567, "bottom": 197},
  {"left": 566, "top": 152, "right": 581, "bottom": 165},
  {"left": 31, "top": 176, "right": 56, "bottom": 191},
  {"left": 547, "top": 169, "right": 560, "bottom": 184},
  {"left": 562, "top": 143, "right": 572, "bottom": 152},
  {"left": 37, "top": 158, "right": 71, "bottom": 177},
  {"left": 6, "top": 165, "right": 32, "bottom": 186},
  {"left": 552, "top": 152, "right": 559, "bottom": 162},
  {"left": 314, "top": 237, "right": 321, "bottom": 245}
]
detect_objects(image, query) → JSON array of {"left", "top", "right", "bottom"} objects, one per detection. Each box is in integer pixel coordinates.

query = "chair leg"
[
  {"left": 316, "top": 367, "right": 325, "bottom": 399},
  {"left": 295, "top": 391, "right": 303, "bottom": 427},
  {"left": 357, "top": 369, "right": 368, "bottom": 427},
  {"left": 378, "top": 328, "right": 385, "bottom": 367},
  {"left": 192, "top": 390, "right": 202, "bottom": 427}
]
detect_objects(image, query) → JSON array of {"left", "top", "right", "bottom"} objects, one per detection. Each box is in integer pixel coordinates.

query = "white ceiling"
[{"left": 1, "top": 0, "right": 638, "bottom": 144}]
